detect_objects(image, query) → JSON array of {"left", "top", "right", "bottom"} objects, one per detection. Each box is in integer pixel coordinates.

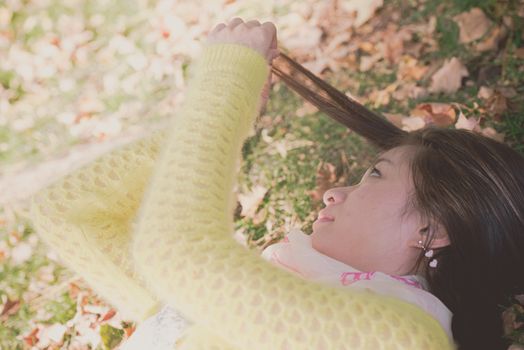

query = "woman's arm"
[
  {"left": 129, "top": 42, "right": 454, "bottom": 349},
  {"left": 29, "top": 128, "right": 170, "bottom": 323}
]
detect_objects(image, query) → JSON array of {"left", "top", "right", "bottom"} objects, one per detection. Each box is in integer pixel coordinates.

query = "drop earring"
[{"left": 418, "top": 239, "right": 438, "bottom": 268}]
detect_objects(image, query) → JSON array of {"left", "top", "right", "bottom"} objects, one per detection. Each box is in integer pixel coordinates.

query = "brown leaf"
[
  {"left": 485, "top": 91, "right": 508, "bottom": 121},
  {"left": 429, "top": 57, "right": 469, "bottom": 94},
  {"left": 382, "top": 113, "right": 404, "bottom": 128},
  {"left": 475, "top": 25, "right": 508, "bottom": 52},
  {"left": 68, "top": 282, "right": 82, "bottom": 299},
  {"left": 498, "top": 86, "right": 517, "bottom": 99},
  {"left": 339, "top": 0, "right": 384, "bottom": 28},
  {"left": 123, "top": 324, "right": 136, "bottom": 338},
  {"left": 382, "top": 26, "right": 412, "bottom": 63},
  {"left": 308, "top": 161, "right": 337, "bottom": 202},
  {"left": 392, "top": 82, "right": 428, "bottom": 100},
  {"left": 296, "top": 101, "right": 318, "bottom": 117},
  {"left": 358, "top": 42, "right": 375, "bottom": 54},
  {"left": 477, "top": 86, "right": 494, "bottom": 100},
  {"left": 359, "top": 54, "right": 381, "bottom": 72},
  {"left": 453, "top": 8, "right": 492, "bottom": 44},
  {"left": 0, "top": 298, "right": 20, "bottom": 321},
  {"left": 397, "top": 56, "right": 428, "bottom": 80},
  {"left": 100, "top": 308, "right": 116, "bottom": 322},
  {"left": 515, "top": 47, "right": 524, "bottom": 59},
  {"left": 455, "top": 112, "right": 481, "bottom": 132},
  {"left": 23, "top": 327, "right": 39, "bottom": 347},
  {"left": 411, "top": 103, "right": 457, "bottom": 127},
  {"left": 401, "top": 116, "right": 426, "bottom": 131},
  {"left": 502, "top": 307, "right": 517, "bottom": 335},
  {"left": 480, "top": 126, "right": 505, "bottom": 142},
  {"left": 368, "top": 88, "right": 391, "bottom": 108}
]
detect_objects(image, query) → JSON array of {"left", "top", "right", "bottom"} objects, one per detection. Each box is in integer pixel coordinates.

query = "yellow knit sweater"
[{"left": 30, "top": 43, "right": 455, "bottom": 349}]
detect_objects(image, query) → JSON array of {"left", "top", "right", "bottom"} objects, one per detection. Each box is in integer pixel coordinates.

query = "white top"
[
  {"left": 120, "top": 228, "right": 453, "bottom": 349},
  {"left": 261, "top": 228, "right": 453, "bottom": 340}
]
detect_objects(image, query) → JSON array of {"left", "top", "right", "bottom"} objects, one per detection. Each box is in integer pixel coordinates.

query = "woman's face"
[{"left": 311, "top": 145, "right": 424, "bottom": 275}]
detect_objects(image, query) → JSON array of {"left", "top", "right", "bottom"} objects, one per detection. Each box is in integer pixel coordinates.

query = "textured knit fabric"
[
  {"left": 30, "top": 43, "right": 456, "bottom": 349},
  {"left": 120, "top": 227, "right": 453, "bottom": 349},
  {"left": 261, "top": 228, "right": 453, "bottom": 340}
]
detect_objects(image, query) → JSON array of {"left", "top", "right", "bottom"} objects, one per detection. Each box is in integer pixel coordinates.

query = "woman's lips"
[
  {"left": 316, "top": 212, "right": 335, "bottom": 222},
  {"left": 316, "top": 217, "right": 334, "bottom": 223}
]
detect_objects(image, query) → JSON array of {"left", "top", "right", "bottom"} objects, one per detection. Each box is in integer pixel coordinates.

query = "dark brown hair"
[{"left": 271, "top": 51, "right": 524, "bottom": 349}]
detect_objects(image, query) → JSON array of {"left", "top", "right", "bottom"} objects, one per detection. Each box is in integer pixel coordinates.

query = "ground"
[{"left": 0, "top": 0, "right": 523, "bottom": 349}]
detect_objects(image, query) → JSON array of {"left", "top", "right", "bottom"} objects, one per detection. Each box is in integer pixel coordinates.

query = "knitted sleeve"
[
  {"left": 128, "top": 43, "right": 455, "bottom": 349},
  {"left": 29, "top": 127, "right": 172, "bottom": 323}
]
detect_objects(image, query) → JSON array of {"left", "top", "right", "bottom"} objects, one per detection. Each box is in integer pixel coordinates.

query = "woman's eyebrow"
[{"left": 374, "top": 157, "right": 394, "bottom": 166}]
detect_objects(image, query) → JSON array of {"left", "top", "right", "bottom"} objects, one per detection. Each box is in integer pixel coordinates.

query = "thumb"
[{"left": 270, "top": 48, "right": 280, "bottom": 60}]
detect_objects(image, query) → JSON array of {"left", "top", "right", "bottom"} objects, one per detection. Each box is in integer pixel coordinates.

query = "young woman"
[{"left": 30, "top": 18, "right": 523, "bottom": 350}]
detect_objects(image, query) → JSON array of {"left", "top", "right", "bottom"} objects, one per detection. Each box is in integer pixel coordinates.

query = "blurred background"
[{"left": 1, "top": 0, "right": 523, "bottom": 348}]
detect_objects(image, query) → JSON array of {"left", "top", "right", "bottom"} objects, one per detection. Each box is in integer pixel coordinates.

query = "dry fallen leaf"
[
  {"left": 36, "top": 323, "right": 68, "bottom": 348},
  {"left": 397, "top": 55, "right": 428, "bottom": 80},
  {"left": 515, "top": 47, "right": 524, "bottom": 59},
  {"left": 497, "top": 86, "right": 517, "bottom": 99},
  {"left": 453, "top": 7, "right": 492, "bottom": 43},
  {"left": 0, "top": 298, "right": 20, "bottom": 321},
  {"left": 308, "top": 161, "right": 337, "bottom": 202},
  {"left": 477, "top": 86, "right": 495, "bottom": 100},
  {"left": 339, "top": 0, "right": 384, "bottom": 28},
  {"left": 237, "top": 185, "right": 269, "bottom": 219},
  {"left": 295, "top": 101, "right": 319, "bottom": 117},
  {"left": 401, "top": 116, "right": 426, "bottom": 131},
  {"left": 455, "top": 112, "right": 481, "bottom": 132},
  {"left": 368, "top": 88, "right": 391, "bottom": 107},
  {"left": 382, "top": 113, "right": 404, "bottom": 128},
  {"left": 381, "top": 26, "right": 412, "bottom": 63},
  {"left": 484, "top": 90, "right": 508, "bottom": 121},
  {"left": 481, "top": 126, "right": 505, "bottom": 142},
  {"left": 411, "top": 102, "right": 457, "bottom": 127},
  {"left": 359, "top": 53, "right": 382, "bottom": 72},
  {"left": 475, "top": 25, "right": 508, "bottom": 52},
  {"left": 23, "top": 327, "right": 39, "bottom": 347},
  {"left": 429, "top": 57, "right": 469, "bottom": 94},
  {"left": 392, "top": 82, "right": 428, "bottom": 100}
]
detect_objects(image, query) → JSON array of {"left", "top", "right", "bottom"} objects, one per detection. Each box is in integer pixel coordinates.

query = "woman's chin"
[
  {"left": 310, "top": 224, "right": 325, "bottom": 243},
  {"left": 312, "top": 219, "right": 332, "bottom": 233}
]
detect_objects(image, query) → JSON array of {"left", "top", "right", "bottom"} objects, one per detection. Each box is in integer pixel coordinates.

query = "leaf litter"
[{"left": 1, "top": 0, "right": 522, "bottom": 348}]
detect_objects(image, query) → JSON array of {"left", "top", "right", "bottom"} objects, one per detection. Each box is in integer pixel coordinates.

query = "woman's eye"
[{"left": 369, "top": 166, "right": 381, "bottom": 177}]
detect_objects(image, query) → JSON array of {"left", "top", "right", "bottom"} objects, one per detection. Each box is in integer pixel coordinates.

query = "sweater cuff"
[
  {"left": 190, "top": 42, "right": 270, "bottom": 98},
  {"left": 139, "top": 302, "right": 163, "bottom": 323}
]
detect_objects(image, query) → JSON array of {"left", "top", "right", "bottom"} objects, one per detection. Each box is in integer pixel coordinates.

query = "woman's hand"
[
  {"left": 206, "top": 17, "right": 279, "bottom": 64},
  {"left": 206, "top": 18, "right": 279, "bottom": 115}
]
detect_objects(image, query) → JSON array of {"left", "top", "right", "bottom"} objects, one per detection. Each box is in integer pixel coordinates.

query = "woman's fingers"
[
  {"left": 206, "top": 17, "right": 278, "bottom": 64},
  {"left": 261, "top": 22, "right": 277, "bottom": 42},
  {"left": 262, "top": 22, "right": 279, "bottom": 59},
  {"left": 227, "top": 17, "right": 244, "bottom": 29},
  {"left": 244, "top": 19, "right": 261, "bottom": 28},
  {"left": 210, "top": 23, "right": 226, "bottom": 34}
]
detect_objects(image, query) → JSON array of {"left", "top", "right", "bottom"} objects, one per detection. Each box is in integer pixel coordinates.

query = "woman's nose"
[{"left": 323, "top": 187, "right": 347, "bottom": 206}]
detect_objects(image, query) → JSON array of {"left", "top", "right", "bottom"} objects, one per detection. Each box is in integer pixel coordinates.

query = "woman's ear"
[
  {"left": 408, "top": 223, "right": 450, "bottom": 249},
  {"left": 428, "top": 235, "right": 450, "bottom": 249},
  {"left": 428, "top": 222, "right": 450, "bottom": 249}
]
